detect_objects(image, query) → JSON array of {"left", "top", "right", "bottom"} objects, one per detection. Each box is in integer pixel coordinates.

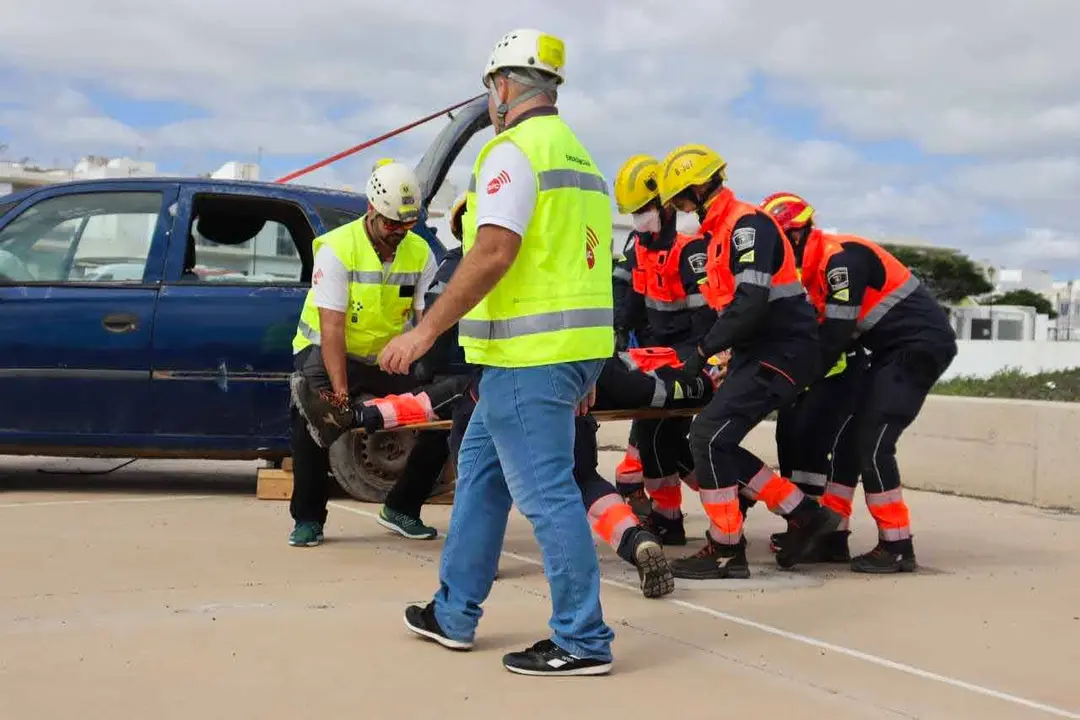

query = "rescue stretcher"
[{"left": 363, "top": 406, "right": 699, "bottom": 433}]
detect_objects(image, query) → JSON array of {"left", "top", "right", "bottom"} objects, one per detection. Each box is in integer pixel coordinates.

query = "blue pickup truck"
[{"left": 0, "top": 97, "right": 493, "bottom": 502}]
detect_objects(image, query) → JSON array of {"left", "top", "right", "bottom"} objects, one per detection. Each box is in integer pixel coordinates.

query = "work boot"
[
  {"left": 620, "top": 487, "right": 652, "bottom": 521},
  {"left": 851, "top": 539, "right": 918, "bottom": 574},
  {"left": 775, "top": 501, "right": 843, "bottom": 570},
  {"left": 291, "top": 374, "right": 357, "bottom": 448},
  {"left": 642, "top": 510, "right": 687, "bottom": 546},
  {"left": 617, "top": 527, "right": 675, "bottom": 599},
  {"left": 670, "top": 534, "right": 750, "bottom": 580},
  {"left": 771, "top": 530, "right": 851, "bottom": 563}
]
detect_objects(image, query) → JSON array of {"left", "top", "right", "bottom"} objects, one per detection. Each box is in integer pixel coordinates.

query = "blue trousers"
[{"left": 431, "top": 359, "right": 614, "bottom": 660}]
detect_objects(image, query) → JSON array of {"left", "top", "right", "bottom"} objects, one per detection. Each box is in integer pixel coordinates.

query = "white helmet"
[
  {"left": 484, "top": 29, "right": 565, "bottom": 86},
  {"left": 365, "top": 161, "right": 421, "bottom": 223}
]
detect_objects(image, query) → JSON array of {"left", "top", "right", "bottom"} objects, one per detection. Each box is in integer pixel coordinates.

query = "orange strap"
[{"left": 627, "top": 347, "right": 684, "bottom": 373}]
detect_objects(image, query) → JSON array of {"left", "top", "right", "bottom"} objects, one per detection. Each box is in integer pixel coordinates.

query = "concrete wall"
[
  {"left": 942, "top": 340, "right": 1080, "bottom": 380},
  {"left": 596, "top": 395, "right": 1080, "bottom": 512}
]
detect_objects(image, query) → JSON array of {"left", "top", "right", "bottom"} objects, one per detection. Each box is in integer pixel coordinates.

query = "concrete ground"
[{"left": 1, "top": 453, "right": 1078, "bottom": 720}]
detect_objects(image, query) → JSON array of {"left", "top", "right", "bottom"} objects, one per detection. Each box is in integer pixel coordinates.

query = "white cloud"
[{"left": 2, "top": 0, "right": 1080, "bottom": 274}]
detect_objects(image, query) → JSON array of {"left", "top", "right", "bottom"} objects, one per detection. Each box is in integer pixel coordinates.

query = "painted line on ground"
[
  {"left": 330, "top": 500, "right": 1079, "bottom": 720},
  {"left": 0, "top": 495, "right": 214, "bottom": 509}
]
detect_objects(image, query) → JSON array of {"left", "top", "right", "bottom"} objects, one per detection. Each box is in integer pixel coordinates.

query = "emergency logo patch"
[
  {"left": 486, "top": 170, "right": 511, "bottom": 195},
  {"left": 732, "top": 227, "right": 756, "bottom": 251},
  {"left": 687, "top": 252, "right": 707, "bottom": 274},
  {"left": 739, "top": 250, "right": 755, "bottom": 264},
  {"left": 827, "top": 266, "right": 850, "bottom": 291},
  {"left": 585, "top": 225, "right": 599, "bottom": 269}
]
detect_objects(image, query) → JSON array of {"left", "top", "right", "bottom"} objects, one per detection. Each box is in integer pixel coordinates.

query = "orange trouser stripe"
[
  {"left": 364, "top": 392, "right": 434, "bottom": 427},
  {"left": 700, "top": 487, "right": 742, "bottom": 543},
  {"left": 822, "top": 490, "right": 853, "bottom": 518},
  {"left": 866, "top": 489, "right": 911, "bottom": 541},
  {"left": 616, "top": 444, "right": 643, "bottom": 484},
  {"left": 590, "top": 497, "right": 639, "bottom": 547},
  {"left": 746, "top": 466, "right": 804, "bottom": 515},
  {"left": 648, "top": 484, "right": 682, "bottom": 511}
]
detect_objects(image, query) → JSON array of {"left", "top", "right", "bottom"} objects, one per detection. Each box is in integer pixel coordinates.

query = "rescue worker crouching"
[
  {"left": 609, "top": 153, "right": 717, "bottom": 545},
  {"left": 766, "top": 192, "right": 958, "bottom": 574},
  {"left": 287, "top": 161, "right": 460, "bottom": 546},
  {"left": 744, "top": 193, "right": 870, "bottom": 564},
  {"left": 655, "top": 143, "right": 843, "bottom": 580}
]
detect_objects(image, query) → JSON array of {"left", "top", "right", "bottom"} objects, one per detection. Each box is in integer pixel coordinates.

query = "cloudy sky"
[{"left": 2, "top": 0, "right": 1079, "bottom": 277}]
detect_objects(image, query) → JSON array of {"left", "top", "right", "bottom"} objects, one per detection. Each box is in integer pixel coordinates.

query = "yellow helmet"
[
  {"left": 372, "top": 157, "right": 395, "bottom": 174},
  {"left": 613, "top": 154, "right": 660, "bottom": 215},
  {"left": 448, "top": 191, "right": 467, "bottom": 240},
  {"left": 657, "top": 144, "right": 727, "bottom": 206}
]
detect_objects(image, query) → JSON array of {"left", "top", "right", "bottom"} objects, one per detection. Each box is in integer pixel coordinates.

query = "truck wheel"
[{"left": 327, "top": 429, "right": 454, "bottom": 503}]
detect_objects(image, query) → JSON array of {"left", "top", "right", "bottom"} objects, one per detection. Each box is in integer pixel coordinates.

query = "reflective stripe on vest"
[
  {"left": 698, "top": 188, "right": 804, "bottom": 311},
  {"left": 291, "top": 218, "right": 431, "bottom": 362},
  {"left": 294, "top": 317, "right": 379, "bottom": 364},
  {"left": 459, "top": 112, "right": 614, "bottom": 368}
]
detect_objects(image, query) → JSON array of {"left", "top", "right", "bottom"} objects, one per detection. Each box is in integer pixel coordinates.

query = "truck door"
[
  {"left": 0, "top": 183, "right": 177, "bottom": 443},
  {"left": 148, "top": 184, "right": 321, "bottom": 452}
]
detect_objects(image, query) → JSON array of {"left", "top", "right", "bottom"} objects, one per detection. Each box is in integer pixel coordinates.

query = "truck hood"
[{"left": 414, "top": 95, "right": 491, "bottom": 208}]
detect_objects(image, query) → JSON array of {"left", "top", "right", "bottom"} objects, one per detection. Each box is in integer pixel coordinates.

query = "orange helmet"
[{"left": 761, "top": 192, "right": 815, "bottom": 234}]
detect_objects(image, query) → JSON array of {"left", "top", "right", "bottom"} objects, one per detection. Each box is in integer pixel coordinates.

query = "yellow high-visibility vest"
[
  {"left": 292, "top": 218, "right": 431, "bottom": 363},
  {"left": 458, "top": 112, "right": 614, "bottom": 367}
]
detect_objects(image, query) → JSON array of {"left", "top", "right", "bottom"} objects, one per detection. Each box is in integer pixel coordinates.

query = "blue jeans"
[{"left": 431, "top": 359, "right": 614, "bottom": 660}]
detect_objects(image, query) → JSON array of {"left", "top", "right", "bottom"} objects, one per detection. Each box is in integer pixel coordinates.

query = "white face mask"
[{"left": 631, "top": 209, "right": 660, "bottom": 233}]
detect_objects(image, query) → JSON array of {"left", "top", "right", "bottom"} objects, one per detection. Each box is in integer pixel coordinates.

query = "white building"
[{"left": 991, "top": 267, "right": 1056, "bottom": 296}]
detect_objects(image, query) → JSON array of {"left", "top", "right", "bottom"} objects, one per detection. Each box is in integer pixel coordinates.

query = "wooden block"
[
  {"left": 257, "top": 468, "right": 293, "bottom": 500},
  {"left": 281, "top": 457, "right": 293, "bottom": 471}
]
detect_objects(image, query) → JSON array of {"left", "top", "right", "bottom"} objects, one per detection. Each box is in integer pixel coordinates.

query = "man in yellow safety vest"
[
  {"left": 288, "top": 161, "right": 468, "bottom": 548},
  {"left": 379, "top": 29, "right": 627, "bottom": 677}
]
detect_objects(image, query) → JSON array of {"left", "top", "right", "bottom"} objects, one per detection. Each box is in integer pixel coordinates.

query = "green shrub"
[{"left": 932, "top": 366, "right": 1080, "bottom": 402}]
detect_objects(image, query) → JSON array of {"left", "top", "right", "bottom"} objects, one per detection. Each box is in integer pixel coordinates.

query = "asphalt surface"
[{"left": 1, "top": 453, "right": 1078, "bottom": 720}]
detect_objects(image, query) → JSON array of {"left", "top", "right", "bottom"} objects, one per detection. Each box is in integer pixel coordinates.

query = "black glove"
[
  {"left": 680, "top": 347, "right": 706, "bottom": 383},
  {"left": 614, "top": 327, "right": 631, "bottom": 352}
]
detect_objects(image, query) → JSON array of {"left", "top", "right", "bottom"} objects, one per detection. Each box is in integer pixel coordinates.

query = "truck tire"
[{"left": 327, "top": 429, "right": 454, "bottom": 503}]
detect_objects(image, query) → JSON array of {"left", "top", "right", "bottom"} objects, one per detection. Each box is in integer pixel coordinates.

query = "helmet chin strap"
[{"left": 489, "top": 70, "right": 558, "bottom": 133}]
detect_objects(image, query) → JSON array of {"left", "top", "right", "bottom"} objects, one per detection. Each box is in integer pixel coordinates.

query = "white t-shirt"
[
  {"left": 473, "top": 141, "right": 537, "bottom": 236},
  {"left": 311, "top": 242, "right": 438, "bottom": 316}
]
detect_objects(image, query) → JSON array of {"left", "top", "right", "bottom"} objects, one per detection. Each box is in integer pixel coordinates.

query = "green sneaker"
[
  {"left": 289, "top": 521, "right": 324, "bottom": 547},
  {"left": 377, "top": 507, "right": 438, "bottom": 540}
]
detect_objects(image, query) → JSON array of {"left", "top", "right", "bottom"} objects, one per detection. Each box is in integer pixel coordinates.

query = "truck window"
[
  {"left": 178, "top": 193, "right": 316, "bottom": 285},
  {"left": 315, "top": 206, "right": 362, "bottom": 233},
  {"left": 0, "top": 191, "right": 163, "bottom": 284}
]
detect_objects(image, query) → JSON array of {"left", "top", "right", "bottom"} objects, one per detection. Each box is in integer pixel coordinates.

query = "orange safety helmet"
[{"left": 760, "top": 192, "right": 815, "bottom": 234}]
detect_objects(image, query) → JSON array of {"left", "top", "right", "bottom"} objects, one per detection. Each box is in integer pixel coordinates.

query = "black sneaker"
[
  {"left": 670, "top": 535, "right": 750, "bottom": 580},
  {"left": 776, "top": 502, "right": 843, "bottom": 570},
  {"left": 290, "top": 374, "right": 356, "bottom": 448},
  {"left": 851, "top": 540, "right": 918, "bottom": 574},
  {"left": 403, "top": 602, "right": 473, "bottom": 651},
  {"left": 642, "top": 511, "right": 687, "bottom": 546},
  {"left": 617, "top": 527, "right": 674, "bottom": 598},
  {"left": 502, "top": 639, "right": 612, "bottom": 676}
]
